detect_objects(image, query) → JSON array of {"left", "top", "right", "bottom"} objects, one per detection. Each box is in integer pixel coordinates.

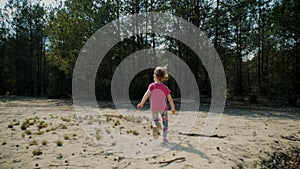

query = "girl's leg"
[
  {"left": 161, "top": 111, "right": 168, "bottom": 142},
  {"left": 152, "top": 112, "right": 159, "bottom": 139},
  {"left": 152, "top": 111, "right": 159, "bottom": 127}
]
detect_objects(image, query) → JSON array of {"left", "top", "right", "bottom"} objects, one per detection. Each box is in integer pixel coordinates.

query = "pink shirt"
[{"left": 148, "top": 82, "right": 171, "bottom": 112}]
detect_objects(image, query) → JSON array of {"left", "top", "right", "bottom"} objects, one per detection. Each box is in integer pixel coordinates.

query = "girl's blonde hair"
[{"left": 154, "top": 65, "right": 169, "bottom": 82}]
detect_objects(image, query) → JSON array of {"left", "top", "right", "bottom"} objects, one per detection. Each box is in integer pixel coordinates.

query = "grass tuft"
[
  {"left": 29, "top": 140, "right": 38, "bottom": 146},
  {"left": 32, "top": 149, "right": 43, "bottom": 156},
  {"left": 132, "top": 130, "right": 139, "bottom": 136},
  {"left": 41, "top": 140, "right": 48, "bottom": 146},
  {"left": 56, "top": 140, "right": 63, "bottom": 146},
  {"left": 64, "top": 135, "right": 70, "bottom": 140},
  {"left": 25, "top": 130, "right": 32, "bottom": 135},
  {"left": 114, "top": 120, "right": 120, "bottom": 127},
  {"left": 37, "top": 121, "right": 48, "bottom": 129}
]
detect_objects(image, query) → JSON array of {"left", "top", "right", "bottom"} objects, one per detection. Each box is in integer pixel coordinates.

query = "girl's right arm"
[{"left": 137, "top": 89, "right": 151, "bottom": 109}]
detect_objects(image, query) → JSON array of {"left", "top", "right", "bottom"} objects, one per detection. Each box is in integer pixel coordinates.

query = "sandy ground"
[{"left": 0, "top": 97, "right": 299, "bottom": 169}]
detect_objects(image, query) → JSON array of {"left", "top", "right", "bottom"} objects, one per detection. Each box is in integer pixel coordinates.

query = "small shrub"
[
  {"left": 37, "top": 121, "right": 48, "bottom": 129},
  {"left": 64, "top": 135, "right": 70, "bottom": 140},
  {"left": 8, "top": 124, "right": 13, "bottom": 128},
  {"left": 21, "top": 122, "right": 28, "bottom": 130},
  {"left": 114, "top": 120, "right": 120, "bottom": 127},
  {"left": 59, "top": 124, "right": 67, "bottom": 129},
  {"left": 29, "top": 140, "right": 38, "bottom": 146},
  {"left": 61, "top": 117, "right": 71, "bottom": 122},
  {"left": 32, "top": 149, "right": 43, "bottom": 156},
  {"left": 36, "top": 131, "right": 44, "bottom": 135},
  {"left": 56, "top": 140, "right": 63, "bottom": 146},
  {"left": 12, "top": 119, "right": 20, "bottom": 126},
  {"left": 111, "top": 142, "right": 116, "bottom": 146},
  {"left": 132, "top": 130, "right": 139, "bottom": 136},
  {"left": 25, "top": 130, "right": 32, "bottom": 135},
  {"left": 41, "top": 140, "right": 48, "bottom": 146}
]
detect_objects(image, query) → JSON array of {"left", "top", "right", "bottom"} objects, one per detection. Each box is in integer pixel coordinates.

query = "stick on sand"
[
  {"left": 153, "top": 157, "right": 186, "bottom": 166},
  {"left": 49, "top": 164, "right": 89, "bottom": 167}
]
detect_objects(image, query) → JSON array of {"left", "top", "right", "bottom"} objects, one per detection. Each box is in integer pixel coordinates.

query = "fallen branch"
[
  {"left": 153, "top": 157, "right": 186, "bottom": 166},
  {"left": 280, "top": 134, "right": 300, "bottom": 141},
  {"left": 49, "top": 164, "right": 89, "bottom": 167},
  {"left": 120, "top": 162, "right": 131, "bottom": 169},
  {"left": 179, "top": 132, "right": 226, "bottom": 138}
]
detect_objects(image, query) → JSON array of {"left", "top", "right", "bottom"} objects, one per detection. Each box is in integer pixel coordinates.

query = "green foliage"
[
  {"left": 0, "top": 0, "right": 47, "bottom": 96},
  {"left": 0, "top": 0, "right": 298, "bottom": 106}
]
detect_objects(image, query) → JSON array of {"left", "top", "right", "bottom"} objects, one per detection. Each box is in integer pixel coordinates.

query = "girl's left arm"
[{"left": 167, "top": 94, "right": 176, "bottom": 114}]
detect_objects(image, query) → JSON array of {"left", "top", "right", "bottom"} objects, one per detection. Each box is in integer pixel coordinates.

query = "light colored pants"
[{"left": 152, "top": 110, "right": 168, "bottom": 139}]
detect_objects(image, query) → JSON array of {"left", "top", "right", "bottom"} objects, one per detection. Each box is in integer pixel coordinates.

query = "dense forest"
[{"left": 0, "top": 0, "right": 299, "bottom": 106}]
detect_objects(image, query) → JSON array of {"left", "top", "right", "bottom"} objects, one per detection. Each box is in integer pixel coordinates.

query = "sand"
[{"left": 0, "top": 96, "right": 299, "bottom": 169}]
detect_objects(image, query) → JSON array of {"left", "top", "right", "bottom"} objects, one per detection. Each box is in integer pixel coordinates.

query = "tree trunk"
[{"left": 236, "top": 12, "right": 242, "bottom": 97}]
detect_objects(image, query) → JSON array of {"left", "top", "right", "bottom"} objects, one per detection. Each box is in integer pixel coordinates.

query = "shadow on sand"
[{"left": 162, "top": 142, "right": 208, "bottom": 159}]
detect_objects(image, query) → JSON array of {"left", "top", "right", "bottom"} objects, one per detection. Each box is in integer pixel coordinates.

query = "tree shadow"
[{"left": 198, "top": 103, "right": 300, "bottom": 120}]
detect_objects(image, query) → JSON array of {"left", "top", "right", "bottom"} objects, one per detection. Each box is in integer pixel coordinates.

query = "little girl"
[{"left": 137, "top": 66, "right": 176, "bottom": 143}]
